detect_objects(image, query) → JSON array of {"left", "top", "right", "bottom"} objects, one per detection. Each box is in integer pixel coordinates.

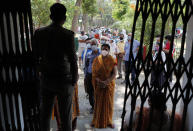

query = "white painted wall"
[{"left": 184, "top": 1, "right": 193, "bottom": 130}]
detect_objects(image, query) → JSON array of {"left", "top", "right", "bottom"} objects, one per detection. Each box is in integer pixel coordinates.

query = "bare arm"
[
  {"left": 69, "top": 33, "right": 78, "bottom": 85},
  {"left": 78, "top": 39, "right": 86, "bottom": 43}
]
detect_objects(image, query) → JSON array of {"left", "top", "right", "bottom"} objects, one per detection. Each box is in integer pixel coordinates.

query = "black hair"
[
  {"left": 155, "top": 34, "right": 161, "bottom": 38},
  {"left": 81, "top": 31, "right": 85, "bottom": 35},
  {"left": 149, "top": 90, "right": 167, "bottom": 111},
  {"left": 50, "top": 3, "right": 67, "bottom": 22},
  {"left": 101, "top": 44, "right": 110, "bottom": 50},
  {"left": 165, "top": 34, "right": 173, "bottom": 41}
]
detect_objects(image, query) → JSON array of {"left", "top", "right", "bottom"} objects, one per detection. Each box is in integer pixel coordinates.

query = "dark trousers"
[
  {"left": 125, "top": 61, "right": 136, "bottom": 82},
  {"left": 166, "top": 57, "right": 173, "bottom": 82},
  {"left": 169, "top": 63, "right": 173, "bottom": 82},
  {"left": 40, "top": 76, "right": 74, "bottom": 131},
  {"left": 117, "top": 56, "right": 124, "bottom": 77},
  {"left": 85, "top": 73, "right": 94, "bottom": 109}
]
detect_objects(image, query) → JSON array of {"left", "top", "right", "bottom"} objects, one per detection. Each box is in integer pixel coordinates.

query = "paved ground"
[{"left": 50, "top": 69, "right": 180, "bottom": 131}]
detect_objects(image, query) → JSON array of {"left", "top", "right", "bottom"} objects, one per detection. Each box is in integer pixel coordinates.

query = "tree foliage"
[
  {"left": 31, "top": 0, "right": 54, "bottom": 28},
  {"left": 82, "top": 0, "right": 97, "bottom": 15},
  {"left": 112, "top": 0, "right": 129, "bottom": 20},
  {"left": 61, "top": 0, "right": 76, "bottom": 29},
  {"left": 90, "top": 0, "right": 115, "bottom": 27},
  {"left": 31, "top": 0, "right": 76, "bottom": 29},
  {"left": 111, "top": 0, "right": 182, "bottom": 47}
]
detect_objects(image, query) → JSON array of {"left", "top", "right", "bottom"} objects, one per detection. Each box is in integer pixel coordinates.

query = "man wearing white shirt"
[
  {"left": 78, "top": 31, "right": 88, "bottom": 68},
  {"left": 116, "top": 33, "right": 126, "bottom": 79},
  {"left": 109, "top": 39, "right": 117, "bottom": 59}
]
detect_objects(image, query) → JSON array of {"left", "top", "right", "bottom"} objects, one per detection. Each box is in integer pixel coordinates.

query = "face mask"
[
  {"left": 155, "top": 46, "right": 159, "bottom": 51},
  {"left": 120, "top": 37, "right": 124, "bottom": 40},
  {"left": 91, "top": 45, "right": 98, "bottom": 51},
  {"left": 128, "top": 36, "right": 131, "bottom": 40},
  {"left": 87, "top": 43, "right": 91, "bottom": 49},
  {"left": 156, "top": 38, "right": 160, "bottom": 41},
  {"left": 101, "top": 40, "right": 106, "bottom": 44},
  {"left": 101, "top": 50, "right": 109, "bottom": 56}
]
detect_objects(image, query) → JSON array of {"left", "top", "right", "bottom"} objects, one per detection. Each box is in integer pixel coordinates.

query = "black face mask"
[{"left": 120, "top": 37, "right": 124, "bottom": 40}]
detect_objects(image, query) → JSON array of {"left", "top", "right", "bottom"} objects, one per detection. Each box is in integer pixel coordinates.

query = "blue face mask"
[
  {"left": 87, "top": 44, "right": 91, "bottom": 49},
  {"left": 128, "top": 36, "right": 131, "bottom": 40},
  {"left": 91, "top": 45, "right": 98, "bottom": 51},
  {"left": 113, "top": 36, "right": 117, "bottom": 39},
  {"left": 101, "top": 40, "right": 106, "bottom": 44}
]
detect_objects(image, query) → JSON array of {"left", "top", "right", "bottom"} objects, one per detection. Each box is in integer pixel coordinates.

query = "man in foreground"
[{"left": 32, "top": 3, "right": 78, "bottom": 131}]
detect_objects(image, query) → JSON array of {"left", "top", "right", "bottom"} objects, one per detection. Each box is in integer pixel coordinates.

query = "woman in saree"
[{"left": 91, "top": 44, "right": 117, "bottom": 128}]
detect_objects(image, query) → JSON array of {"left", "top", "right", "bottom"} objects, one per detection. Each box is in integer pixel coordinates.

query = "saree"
[
  {"left": 52, "top": 84, "right": 79, "bottom": 127},
  {"left": 72, "top": 84, "right": 80, "bottom": 120},
  {"left": 91, "top": 55, "right": 116, "bottom": 128}
]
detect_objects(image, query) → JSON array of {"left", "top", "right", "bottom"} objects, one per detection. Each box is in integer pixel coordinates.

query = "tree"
[
  {"left": 112, "top": 0, "right": 129, "bottom": 21},
  {"left": 31, "top": 0, "right": 54, "bottom": 28},
  {"left": 31, "top": 0, "right": 76, "bottom": 29},
  {"left": 71, "top": 0, "right": 82, "bottom": 32},
  {"left": 81, "top": 0, "right": 97, "bottom": 32},
  {"left": 91, "top": 0, "right": 114, "bottom": 27}
]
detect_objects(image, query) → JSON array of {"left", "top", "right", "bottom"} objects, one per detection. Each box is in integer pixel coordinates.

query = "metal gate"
[
  {"left": 121, "top": 0, "right": 193, "bottom": 131},
  {"left": 0, "top": 0, "right": 40, "bottom": 131}
]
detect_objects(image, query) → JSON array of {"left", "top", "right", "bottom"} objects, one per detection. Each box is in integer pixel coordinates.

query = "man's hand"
[
  {"left": 37, "top": 72, "right": 41, "bottom": 78},
  {"left": 72, "top": 74, "right": 79, "bottom": 86}
]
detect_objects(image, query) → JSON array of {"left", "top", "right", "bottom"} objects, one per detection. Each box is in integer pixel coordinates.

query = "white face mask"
[
  {"left": 101, "top": 50, "right": 109, "bottom": 56},
  {"left": 91, "top": 45, "right": 98, "bottom": 51},
  {"left": 101, "top": 40, "right": 106, "bottom": 44},
  {"left": 128, "top": 36, "right": 131, "bottom": 40},
  {"left": 87, "top": 43, "right": 91, "bottom": 49}
]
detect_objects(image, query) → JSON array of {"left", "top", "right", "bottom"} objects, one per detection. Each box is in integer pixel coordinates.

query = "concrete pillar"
[{"left": 183, "top": 0, "right": 193, "bottom": 130}]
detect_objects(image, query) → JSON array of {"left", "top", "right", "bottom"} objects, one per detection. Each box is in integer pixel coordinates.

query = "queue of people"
[{"left": 32, "top": 3, "right": 179, "bottom": 131}]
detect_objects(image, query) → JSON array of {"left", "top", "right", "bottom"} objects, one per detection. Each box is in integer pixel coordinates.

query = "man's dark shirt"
[{"left": 32, "top": 23, "right": 78, "bottom": 84}]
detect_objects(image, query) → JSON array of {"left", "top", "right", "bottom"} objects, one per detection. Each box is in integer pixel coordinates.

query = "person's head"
[
  {"left": 81, "top": 31, "right": 85, "bottom": 36},
  {"left": 86, "top": 38, "right": 92, "bottom": 49},
  {"left": 155, "top": 34, "right": 161, "bottom": 43},
  {"left": 127, "top": 33, "right": 132, "bottom": 43},
  {"left": 101, "top": 44, "right": 110, "bottom": 57},
  {"left": 100, "top": 37, "right": 107, "bottom": 44},
  {"left": 102, "top": 31, "right": 106, "bottom": 36},
  {"left": 154, "top": 43, "right": 159, "bottom": 51},
  {"left": 50, "top": 3, "right": 67, "bottom": 25},
  {"left": 119, "top": 33, "right": 124, "bottom": 40},
  {"left": 165, "top": 35, "right": 172, "bottom": 42},
  {"left": 91, "top": 39, "right": 98, "bottom": 51},
  {"left": 148, "top": 90, "right": 167, "bottom": 112},
  {"left": 113, "top": 32, "right": 116, "bottom": 36},
  {"left": 110, "top": 39, "right": 114, "bottom": 44}
]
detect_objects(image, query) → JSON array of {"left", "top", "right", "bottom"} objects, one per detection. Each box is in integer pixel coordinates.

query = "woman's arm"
[{"left": 103, "top": 66, "right": 117, "bottom": 84}]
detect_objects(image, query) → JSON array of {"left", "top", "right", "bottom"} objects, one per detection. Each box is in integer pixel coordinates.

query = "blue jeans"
[
  {"left": 40, "top": 75, "right": 74, "bottom": 131},
  {"left": 125, "top": 61, "right": 136, "bottom": 82}
]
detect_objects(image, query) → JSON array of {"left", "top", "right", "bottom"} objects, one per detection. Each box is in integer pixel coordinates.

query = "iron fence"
[{"left": 121, "top": 0, "right": 193, "bottom": 131}]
